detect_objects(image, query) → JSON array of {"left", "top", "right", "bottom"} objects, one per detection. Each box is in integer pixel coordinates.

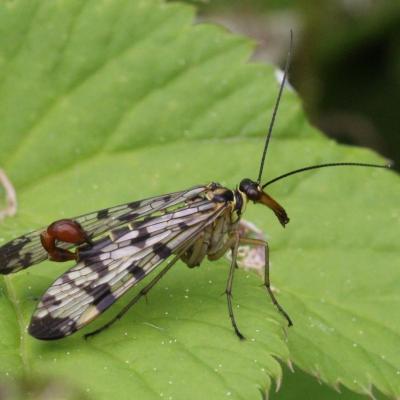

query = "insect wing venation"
[
  {"left": 0, "top": 186, "right": 207, "bottom": 274},
  {"left": 28, "top": 188, "right": 227, "bottom": 339}
]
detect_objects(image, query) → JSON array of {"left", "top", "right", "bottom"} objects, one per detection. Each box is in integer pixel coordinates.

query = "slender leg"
[
  {"left": 84, "top": 253, "right": 182, "bottom": 339},
  {"left": 239, "top": 237, "right": 293, "bottom": 327},
  {"left": 225, "top": 232, "right": 245, "bottom": 340},
  {"left": 207, "top": 232, "right": 245, "bottom": 339}
]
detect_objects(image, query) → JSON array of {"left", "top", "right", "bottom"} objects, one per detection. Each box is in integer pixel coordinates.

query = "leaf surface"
[{"left": 0, "top": 1, "right": 399, "bottom": 399}]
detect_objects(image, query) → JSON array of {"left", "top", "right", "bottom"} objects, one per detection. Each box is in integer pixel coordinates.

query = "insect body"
[
  {"left": 0, "top": 180, "right": 291, "bottom": 340},
  {"left": 0, "top": 35, "right": 389, "bottom": 340}
]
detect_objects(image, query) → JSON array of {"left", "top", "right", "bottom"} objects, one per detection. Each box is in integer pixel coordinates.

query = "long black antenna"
[
  {"left": 256, "top": 30, "right": 293, "bottom": 184},
  {"left": 262, "top": 162, "right": 391, "bottom": 188}
]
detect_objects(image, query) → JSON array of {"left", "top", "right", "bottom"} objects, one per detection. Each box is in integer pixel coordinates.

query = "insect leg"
[
  {"left": 239, "top": 237, "right": 293, "bottom": 327},
  {"left": 84, "top": 253, "right": 182, "bottom": 339},
  {"left": 225, "top": 232, "right": 245, "bottom": 340}
]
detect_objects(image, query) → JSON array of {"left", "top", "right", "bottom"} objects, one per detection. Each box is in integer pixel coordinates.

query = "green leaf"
[{"left": 0, "top": 1, "right": 398, "bottom": 400}]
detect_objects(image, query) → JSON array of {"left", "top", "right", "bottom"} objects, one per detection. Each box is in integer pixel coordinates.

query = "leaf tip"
[
  {"left": 333, "top": 379, "right": 342, "bottom": 393},
  {"left": 274, "top": 375, "right": 282, "bottom": 393},
  {"left": 286, "top": 358, "right": 294, "bottom": 372}
]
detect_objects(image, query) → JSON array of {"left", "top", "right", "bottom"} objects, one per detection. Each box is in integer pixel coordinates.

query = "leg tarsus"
[
  {"left": 264, "top": 282, "right": 293, "bottom": 327},
  {"left": 225, "top": 287, "right": 245, "bottom": 340},
  {"left": 239, "top": 237, "right": 293, "bottom": 327},
  {"left": 262, "top": 240, "right": 293, "bottom": 327}
]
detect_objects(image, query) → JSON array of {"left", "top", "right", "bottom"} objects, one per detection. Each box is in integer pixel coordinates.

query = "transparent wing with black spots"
[
  {"left": 28, "top": 196, "right": 226, "bottom": 340},
  {"left": 0, "top": 186, "right": 207, "bottom": 274}
]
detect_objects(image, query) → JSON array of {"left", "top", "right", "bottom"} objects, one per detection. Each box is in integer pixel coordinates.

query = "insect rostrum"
[{"left": 0, "top": 36, "right": 390, "bottom": 340}]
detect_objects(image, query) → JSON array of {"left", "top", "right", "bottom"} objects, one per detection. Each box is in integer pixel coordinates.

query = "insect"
[{"left": 0, "top": 35, "right": 390, "bottom": 340}]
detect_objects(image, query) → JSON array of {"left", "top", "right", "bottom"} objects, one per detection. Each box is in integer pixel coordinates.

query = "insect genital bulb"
[{"left": 0, "top": 35, "right": 390, "bottom": 340}]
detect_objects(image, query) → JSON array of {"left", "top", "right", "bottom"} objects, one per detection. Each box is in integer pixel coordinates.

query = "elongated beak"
[{"left": 258, "top": 191, "right": 289, "bottom": 227}]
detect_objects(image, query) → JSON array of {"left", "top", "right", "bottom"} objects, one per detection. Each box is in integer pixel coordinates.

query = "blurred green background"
[{"left": 178, "top": 0, "right": 400, "bottom": 170}]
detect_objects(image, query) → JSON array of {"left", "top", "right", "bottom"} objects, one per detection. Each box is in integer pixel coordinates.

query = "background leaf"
[
  {"left": 270, "top": 366, "right": 378, "bottom": 400},
  {"left": 0, "top": 1, "right": 399, "bottom": 399}
]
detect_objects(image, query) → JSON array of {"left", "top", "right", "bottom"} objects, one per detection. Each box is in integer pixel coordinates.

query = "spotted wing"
[
  {"left": 0, "top": 186, "right": 207, "bottom": 274},
  {"left": 28, "top": 198, "right": 227, "bottom": 340}
]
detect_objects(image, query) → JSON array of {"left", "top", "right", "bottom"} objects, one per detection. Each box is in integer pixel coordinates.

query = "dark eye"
[
  {"left": 239, "top": 179, "right": 260, "bottom": 200},
  {"left": 239, "top": 178, "right": 253, "bottom": 192}
]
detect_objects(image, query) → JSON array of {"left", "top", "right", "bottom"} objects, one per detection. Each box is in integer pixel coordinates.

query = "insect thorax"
[
  {"left": 180, "top": 183, "right": 247, "bottom": 268},
  {"left": 205, "top": 182, "right": 248, "bottom": 220}
]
